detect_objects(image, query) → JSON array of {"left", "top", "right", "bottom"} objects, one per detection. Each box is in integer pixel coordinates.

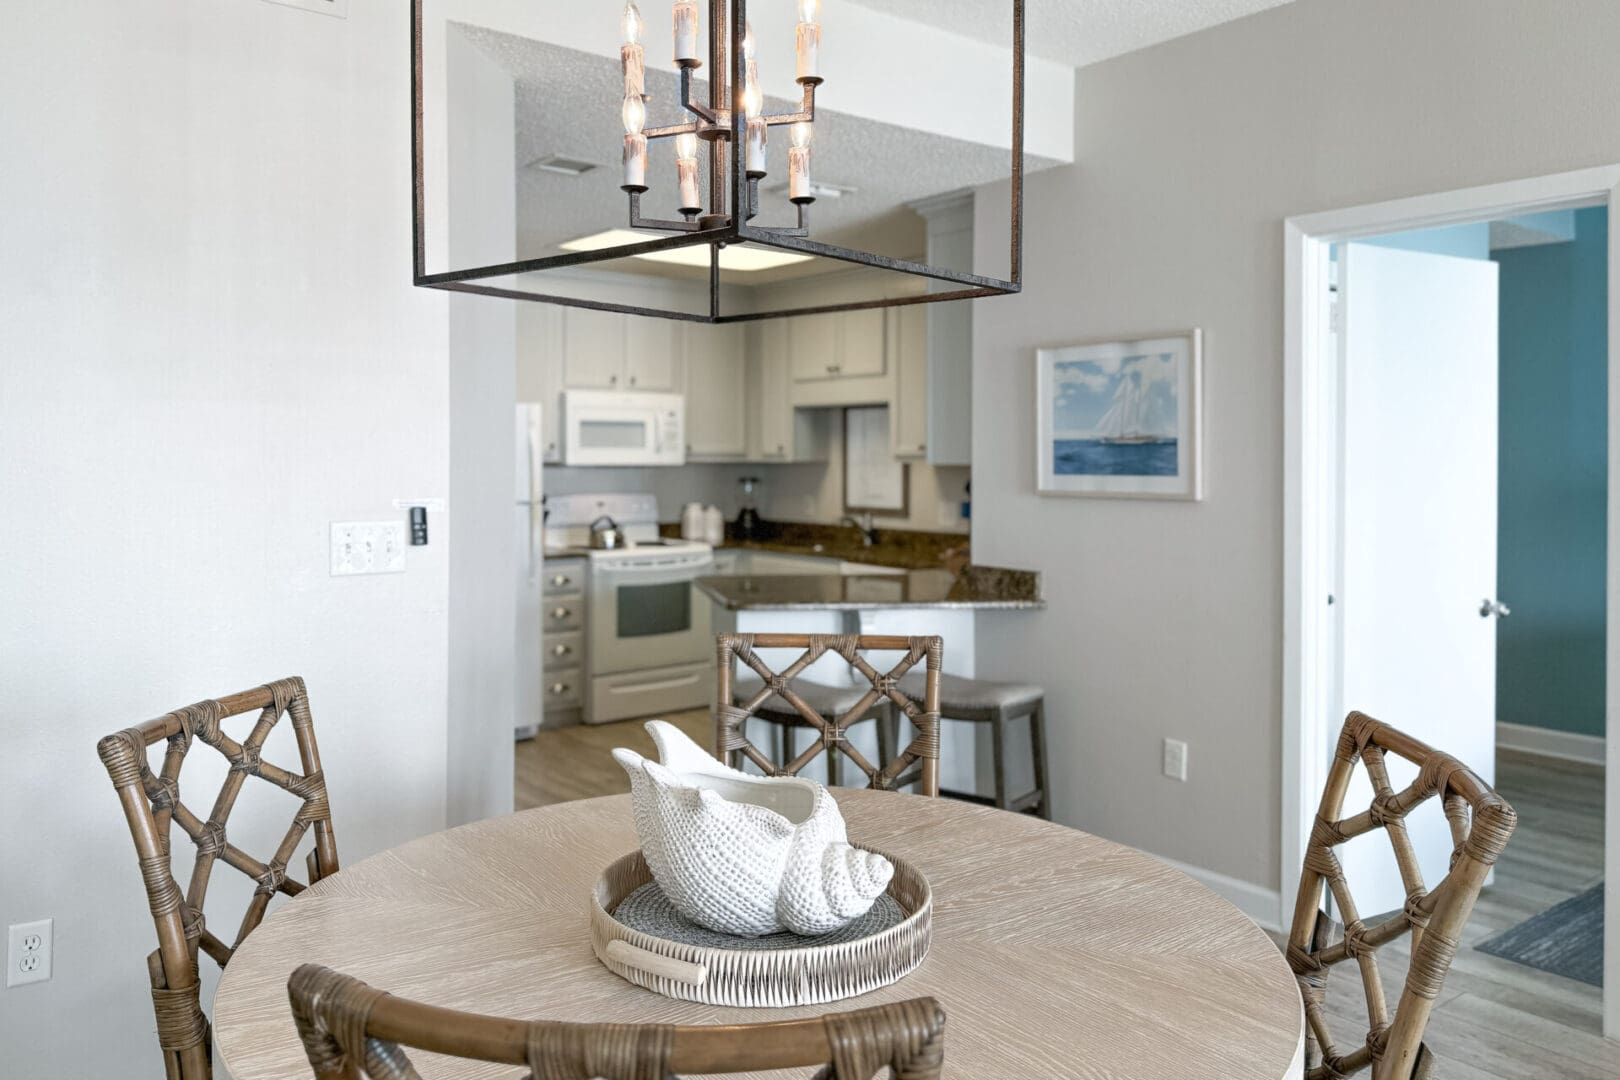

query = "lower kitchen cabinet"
[{"left": 682, "top": 323, "right": 747, "bottom": 459}]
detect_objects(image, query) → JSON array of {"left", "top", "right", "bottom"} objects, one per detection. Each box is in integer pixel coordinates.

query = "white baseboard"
[
  {"left": 1154, "top": 855, "right": 1283, "bottom": 933},
  {"left": 1497, "top": 722, "right": 1606, "bottom": 766}
]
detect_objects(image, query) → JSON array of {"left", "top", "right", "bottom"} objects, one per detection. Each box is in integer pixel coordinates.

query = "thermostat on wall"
[{"left": 262, "top": 0, "right": 348, "bottom": 18}]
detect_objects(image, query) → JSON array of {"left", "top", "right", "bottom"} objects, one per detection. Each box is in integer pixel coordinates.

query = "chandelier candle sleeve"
[
  {"left": 621, "top": 2, "right": 645, "bottom": 98},
  {"left": 743, "top": 22, "right": 766, "bottom": 175},
  {"left": 797, "top": 0, "right": 821, "bottom": 82},
  {"left": 622, "top": 95, "right": 648, "bottom": 188},
  {"left": 789, "top": 122, "right": 813, "bottom": 202},
  {"left": 675, "top": 132, "right": 702, "bottom": 212},
  {"left": 673, "top": 0, "right": 700, "bottom": 65}
]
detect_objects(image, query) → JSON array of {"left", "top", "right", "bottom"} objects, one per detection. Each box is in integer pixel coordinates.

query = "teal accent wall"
[{"left": 1495, "top": 207, "right": 1608, "bottom": 737}]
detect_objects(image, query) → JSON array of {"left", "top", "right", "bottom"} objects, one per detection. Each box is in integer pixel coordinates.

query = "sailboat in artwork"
[{"left": 1095, "top": 364, "right": 1176, "bottom": 445}]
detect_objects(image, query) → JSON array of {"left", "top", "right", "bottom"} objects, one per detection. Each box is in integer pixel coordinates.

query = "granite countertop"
[
  {"left": 667, "top": 521, "right": 973, "bottom": 572},
  {"left": 696, "top": 565, "right": 1045, "bottom": 612}
]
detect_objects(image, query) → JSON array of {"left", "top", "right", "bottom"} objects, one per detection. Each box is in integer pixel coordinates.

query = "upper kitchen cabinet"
[
  {"left": 560, "top": 308, "right": 679, "bottom": 392},
  {"left": 747, "top": 321, "right": 830, "bottom": 463},
  {"left": 625, "top": 320, "right": 678, "bottom": 391},
  {"left": 681, "top": 322, "right": 747, "bottom": 460},
  {"left": 889, "top": 304, "right": 929, "bottom": 459},
  {"left": 789, "top": 308, "right": 886, "bottom": 382}
]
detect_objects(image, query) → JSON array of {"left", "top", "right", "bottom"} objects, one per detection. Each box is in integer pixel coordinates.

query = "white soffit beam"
[{"left": 436, "top": 0, "right": 1073, "bottom": 163}]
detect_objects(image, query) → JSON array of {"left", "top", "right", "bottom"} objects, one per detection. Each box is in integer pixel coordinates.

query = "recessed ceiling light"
[
  {"left": 559, "top": 230, "right": 815, "bottom": 273},
  {"left": 527, "top": 154, "right": 599, "bottom": 177}
]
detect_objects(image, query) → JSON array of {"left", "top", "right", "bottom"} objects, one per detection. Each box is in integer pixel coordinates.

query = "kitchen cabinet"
[
  {"left": 789, "top": 308, "right": 885, "bottom": 382},
  {"left": 560, "top": 309, "right": 679, "bottom": 392},
  {"left": 747, "top": 322, "right": 830, "bottom": 463},
  {"left": 517, "top": 304, "right": 567, "bottom": 463},
  {"left": 560, "top": 308, "right": 622, "bottom": 388},
  {"left": 682, "top": 322, "right": 747, "bottom": 459},
  {"left": 625, "top": 319, "right": 678, "bottom": 390},
  {"left": 889, "top": 304, "right": 929, "bottom": 459}
]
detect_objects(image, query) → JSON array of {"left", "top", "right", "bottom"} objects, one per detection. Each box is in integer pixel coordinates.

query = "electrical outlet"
[
  {"left": 331, "top": 522, "right": 407, "bottom": 577},
  {"left": 7, "top": 919, "right": 52, "bottom": 988},
  {"left": 1162, "top": 738, "right": 1188, "bottom": 783}
]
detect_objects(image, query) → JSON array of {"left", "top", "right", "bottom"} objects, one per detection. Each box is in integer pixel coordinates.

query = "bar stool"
[
  {"left": 896, "top": 672, "right": 1049, "bottom": 818},
  {"left": 730, "top": 672, "right": 894, "bottom": 787}
]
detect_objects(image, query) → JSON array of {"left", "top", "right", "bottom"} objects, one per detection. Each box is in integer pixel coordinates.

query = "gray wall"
[
  {"left": 971, "top": 0, "right": 1620, "bottom": 897},
  {"left": 0, "top": 2, "right": 451, "bottom": 1075}
]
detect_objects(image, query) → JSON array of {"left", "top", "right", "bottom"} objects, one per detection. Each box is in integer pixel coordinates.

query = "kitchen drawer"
[
  {"left": 589, "top": 663, "right": 711, "bottom": 725},
  {"left": 544, "top": 670, "right": 584, "bottom": 708},
  {"left": 544, "top": 631, "right": 584, "bottom": 667},
  {"left": 544, "top": 594, "right": 585, "bottom": 633},
  {"left": 543, "top": 560, "right": 586, "bottom": 595}
]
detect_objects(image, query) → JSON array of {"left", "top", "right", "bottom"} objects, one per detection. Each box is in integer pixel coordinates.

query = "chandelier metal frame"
[{"left": 411, "top": 0, "right": 1025, "bottom": 323}]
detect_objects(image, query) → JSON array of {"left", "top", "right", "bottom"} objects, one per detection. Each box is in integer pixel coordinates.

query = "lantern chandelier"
[
  {"left": 410, "top": 0, "right": 1027, "bottom": 323},
  {"left": 618, "top": 0, "right": 824, "bottom": 238}
]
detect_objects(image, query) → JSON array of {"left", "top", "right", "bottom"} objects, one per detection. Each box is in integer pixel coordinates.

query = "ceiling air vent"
[{"left": 527, "top": 155, "right": 601, "bottom": 178}]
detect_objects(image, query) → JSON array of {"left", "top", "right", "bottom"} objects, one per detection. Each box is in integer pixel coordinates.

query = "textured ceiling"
[
  {"left": 456, "top": 26, "right": 1056, "bottom": 282},
  {"left": 849, "top": 0, "right": 1299, "bottom": 65}
]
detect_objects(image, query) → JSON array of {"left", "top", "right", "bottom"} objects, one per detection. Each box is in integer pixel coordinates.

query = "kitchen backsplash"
[{"left": 545, "top": 460, "right": 971, "bottom": 535}]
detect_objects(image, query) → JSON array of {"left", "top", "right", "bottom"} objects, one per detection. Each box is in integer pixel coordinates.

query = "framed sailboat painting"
[{"left": 1035, "top": 331, "right": 1203, "bottom": 500}]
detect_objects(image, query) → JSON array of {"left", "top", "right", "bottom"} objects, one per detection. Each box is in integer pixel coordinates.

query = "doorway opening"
[{"left": 1284, "top": 167, "right": 1620, "bottom": 1043}]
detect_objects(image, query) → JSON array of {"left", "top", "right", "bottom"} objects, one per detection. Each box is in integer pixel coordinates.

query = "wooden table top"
[{"left": 214, "top": 791, "right": 1304, "bottom": 1078}]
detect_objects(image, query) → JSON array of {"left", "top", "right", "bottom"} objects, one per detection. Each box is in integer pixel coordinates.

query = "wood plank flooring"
[{"left": 516, "top": 725, "right": 1615, "bottom": 1075}]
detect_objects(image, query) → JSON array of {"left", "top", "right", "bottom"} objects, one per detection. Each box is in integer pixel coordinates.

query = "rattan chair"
[
  {"left": 717, "top": 633, "right": 943, "bottom": 795},
  {"left": 288, "top": 964, "right": 946, "bottom": 1079},
  {"left": 97, "top": 677, "right": 339, "bottom": 1080},
  {"left": 1288, "top": 712, "right": 1517, "bottom": 1080}
]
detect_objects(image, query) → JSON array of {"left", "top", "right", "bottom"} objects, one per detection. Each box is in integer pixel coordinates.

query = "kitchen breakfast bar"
[{"left": 697, "top": 566, "right": 1045, "bottom": 796}]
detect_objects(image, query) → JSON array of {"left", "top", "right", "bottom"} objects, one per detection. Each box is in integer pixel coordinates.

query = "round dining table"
[{"left": 215, "top": 790, "right": 1304, "bottom": 1078}]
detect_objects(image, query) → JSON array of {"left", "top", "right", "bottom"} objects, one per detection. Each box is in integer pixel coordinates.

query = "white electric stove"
[{"left": 543, "top": 494, "right": 715, "bottom": 724}]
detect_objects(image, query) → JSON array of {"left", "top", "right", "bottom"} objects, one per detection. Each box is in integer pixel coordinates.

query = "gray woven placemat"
[{"left": 613, "top": 882, "right": 905, "bottom": 950}]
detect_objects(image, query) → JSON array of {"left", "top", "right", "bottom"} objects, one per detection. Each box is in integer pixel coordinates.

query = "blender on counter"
[{"left": 735, "top": 475, "right": 768, "bottom": 540}]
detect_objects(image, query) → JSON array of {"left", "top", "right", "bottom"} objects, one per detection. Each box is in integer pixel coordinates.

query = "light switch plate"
[
  {"left": 262, "top": 0, "right": 348, "bottom": 19},
  {"left": 331, "top": 522, "right": 407, "bottom": 576}
]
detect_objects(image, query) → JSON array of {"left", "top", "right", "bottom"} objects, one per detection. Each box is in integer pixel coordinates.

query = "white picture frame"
[{"left": 1035, "top": 330, "right": 1203, "bottom": 500}]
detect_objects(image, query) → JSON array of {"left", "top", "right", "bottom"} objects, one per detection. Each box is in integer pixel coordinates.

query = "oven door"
[{"left": 589, "top": 557, "right": 713, "bottom": 675}]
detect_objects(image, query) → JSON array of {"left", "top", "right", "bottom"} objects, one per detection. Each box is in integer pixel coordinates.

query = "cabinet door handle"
[
  {"left": 552, "top": 607, "right": 572, "bottom": 620},
  {"left": 609, "top": 374, "right": 619, "bottom": 385},
  {"left": 551, "top": 644, "right": 573, "bottom": 657},
  {"left": 629, "top": 375, "right": 637, "bottom": 386},
  {"left": 550, "top": 575, "right": 569, "bottom": 587},
  {"left": 549, "top": 682, "right": 572, "bottom": 696}
]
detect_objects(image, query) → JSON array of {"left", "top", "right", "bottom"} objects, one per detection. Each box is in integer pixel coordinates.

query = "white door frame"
[{"left": 1282, "top": 165, "right": 1620, "bottom": 1040}]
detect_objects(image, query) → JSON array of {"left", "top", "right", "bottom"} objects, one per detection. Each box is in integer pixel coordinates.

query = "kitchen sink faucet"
[{"left": 840, "top": 513, "right": 880, "bottom": 548}]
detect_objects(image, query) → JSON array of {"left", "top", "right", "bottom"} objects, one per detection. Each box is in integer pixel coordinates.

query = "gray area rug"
[{"left": 1476, "top": 882, "right": 1603, "bottom": 987}]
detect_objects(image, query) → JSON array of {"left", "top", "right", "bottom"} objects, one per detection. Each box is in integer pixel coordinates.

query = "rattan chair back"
[
  {"left": 288, "top": 964, "right": 945, "bottom": 1080},
  {"left": 717, "top": 633, "right": 943, "bottom": 795},
  {"left": 1287, "top": 712, "right": 1517, "bottom": 1080},
  {"left": 97, "top": 677, "right": 340, "bottom": 1079}
]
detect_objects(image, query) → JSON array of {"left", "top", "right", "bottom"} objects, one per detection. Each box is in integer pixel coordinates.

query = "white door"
[{"left": 1335, "top": 242, "right": 1500, "bottom": 916}]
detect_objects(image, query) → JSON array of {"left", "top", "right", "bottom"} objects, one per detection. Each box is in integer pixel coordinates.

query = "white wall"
[
  {"left": 971, "top": 0, "right": 1620, "bottom": 908},
  {"left": 0, "top": 2, "right": 449, "bottom": 1076},
  {"left": 445, "top": 28, "right": 516, "bottom": 825}
]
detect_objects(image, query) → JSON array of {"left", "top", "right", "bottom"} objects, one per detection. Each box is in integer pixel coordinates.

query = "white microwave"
[{"left": 560, "top": 390, "right": 687, "bottom": 467}]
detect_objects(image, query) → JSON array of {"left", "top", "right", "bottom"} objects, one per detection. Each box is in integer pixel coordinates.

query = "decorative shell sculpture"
[{"left": 612, "top": 720, "right": 894, "bottom": 938}]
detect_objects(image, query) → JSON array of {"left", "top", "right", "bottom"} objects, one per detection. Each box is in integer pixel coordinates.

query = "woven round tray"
[{"left": 590, "top": 848, "right": 932, "bottom": 1007}]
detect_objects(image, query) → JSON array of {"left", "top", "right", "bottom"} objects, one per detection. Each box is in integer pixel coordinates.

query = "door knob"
[{"left": 1479, "top": 599, "right": 1512, "bottom": 619}]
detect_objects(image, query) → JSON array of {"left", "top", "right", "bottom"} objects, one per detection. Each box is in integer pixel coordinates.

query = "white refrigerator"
[{"left": 515, "top": 403, "right": 545, "bottom": 740}]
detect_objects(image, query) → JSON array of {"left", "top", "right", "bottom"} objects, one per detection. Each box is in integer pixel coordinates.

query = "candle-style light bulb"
[
  {"left": 743, "top": 19, "right": 756, "bottom": 59},
  {"left": 675, "top": 132, "right": 702, "bottom": 212},
  {"left": 788, "top": 122, "right": 814, "bottom": 201},
  {"left": 621, "top": 94, "right": 648, "bottom": 189},
  {"left": 620, "top": 2, "right": 646, "bottom": 101},
  {"left": 673, "top": 0, "right": 700, "bottom": 65},
  {"left": 796, "top": 0, "right": 822, "bottom": 82},
  {"left": 622, "top": 94, "right": 647, "bottom": 136}
]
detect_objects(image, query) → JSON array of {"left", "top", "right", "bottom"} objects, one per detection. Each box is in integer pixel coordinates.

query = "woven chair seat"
[
  {"left": 897, "top": 672, "right": 1043, "bottom": 714},
  {"left": 733, "top": 673, "right": 882, "bottom": 719}
]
